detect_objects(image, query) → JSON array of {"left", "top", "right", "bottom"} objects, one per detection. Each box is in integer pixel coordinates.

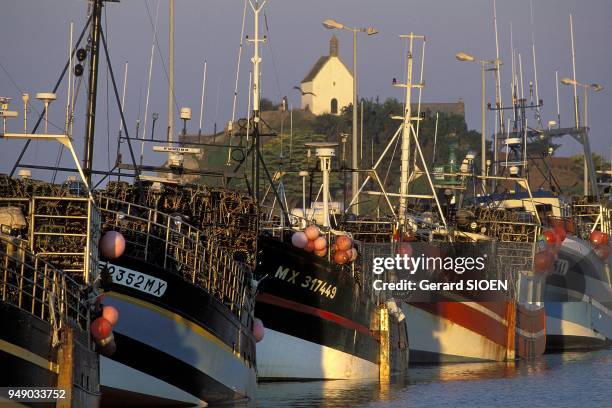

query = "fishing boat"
[
  {"left": 482, "top": 190, "right": 611, "bottom": 352},
  {"left": 4, "top": 0, "right": 260, "bottom": 405},
  {"left": 96, "top": 181, "right": 258, "bottom": 406},
  {"left": 0, "top": 97, "right": 101, "bottom": 406},
  {"left": 390, "top": 34, "right": 545, "bottom": 363},
  {"left": 246, "top": 4, "right": 408, "bottom": 381},
  {"left": 255, "top": 155, "right": 402, "bottom": 380},
  {"left": 539, "top": 16, "right": 612, "bottom": 351},
  {"left": 92, "top": 1, "right": 259, "bottom": 404},
  {"left": 402, "top": 94, "right": 549, "bottom": 363}
]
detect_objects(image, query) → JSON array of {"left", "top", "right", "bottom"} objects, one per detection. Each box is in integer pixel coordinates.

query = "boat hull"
[
  {"left": 99, "top": 256, "right": 256, "bottom": 406},
  {"left": 0, "top": 303, "right": 100, "bottom": 407},
  {"left": 403, "top": 301, "right": 515, "bottom": 363},
  {"left": 255, "top": 236, "right": 381, "bottom": 380},
  {"left": 257, "top": 327, "right": 378, "bottom": 380},
  {"left": 545, "top": 237, "right": 612, "bottom": 352}
]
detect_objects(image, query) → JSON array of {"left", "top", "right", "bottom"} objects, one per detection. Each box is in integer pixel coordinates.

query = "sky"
[{"left": 1, "top": 0, "right": 611, "bottom": 183}]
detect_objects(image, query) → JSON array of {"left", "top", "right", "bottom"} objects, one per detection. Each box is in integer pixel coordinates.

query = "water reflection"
[{"left": 251, "top": 349, "right": 610, "bottom": 408}]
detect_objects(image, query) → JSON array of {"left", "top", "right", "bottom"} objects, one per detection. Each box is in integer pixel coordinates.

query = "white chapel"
[{"left": 300, "top": 35, "right": 353, "bottom": 115}]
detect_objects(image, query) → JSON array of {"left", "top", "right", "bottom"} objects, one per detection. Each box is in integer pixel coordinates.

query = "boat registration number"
[
  {"left": 274, "top": 266, "right": 337, "bottom": 299},
  {"left": 100, "top": 263, "right": 168, "bottom": 297}
]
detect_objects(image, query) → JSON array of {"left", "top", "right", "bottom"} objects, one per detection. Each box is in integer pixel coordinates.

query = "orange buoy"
[
  {"left": 304, "top": 240, "right": 315, "bottom": 253},
  {"left": 553, "top": 226, "right": 567, "bottom": 244},
  {"left": 347, "top": 248, "right": 358, "bottom": 262},
  {"left": 334, "top": 250, "right": 349, "bottom": 265},
  {"left": 100, "top": 231, "right": 126, "bottom": 260},
  {"left": 313, "top": 236, "right": 328, "bottom": 251},
  {"left": 543, "top": 230, "right": 557, "bottom": 246},
  {"left": 336, "top": 235, "right": 352, "bottom": 251},
  {"left": 91, "top": 317, "right": 113, "bottom": 340},
  {"left": 253, "top": 318, "right": 265, "bottom": 342},
  {"left": 304, "top": 225, "right": 320, "bottom": 240},
  {"left": 102, "top": 305, "right": 119, "bottom": 326},
  {"left": 314, "top": 248, "right": 327, "bottom": 257},
  {"left": 590, "top": 230, "right": 609, "bottom": 246}
]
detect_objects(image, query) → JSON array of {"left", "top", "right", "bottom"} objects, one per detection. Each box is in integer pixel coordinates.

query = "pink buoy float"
[
  {"left": 253, "top": 318, "right": 265, "bottom": 342},
  {"left": 291, "top": 231, "right": 308, "bottom": 249},
  {"left": 100, "top": 231, "right": 125, "bottom": 260}
]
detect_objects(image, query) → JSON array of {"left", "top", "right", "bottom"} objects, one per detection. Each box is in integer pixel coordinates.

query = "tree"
[{"left": 259, "top": 98, "right": 279, "bottom": 112}]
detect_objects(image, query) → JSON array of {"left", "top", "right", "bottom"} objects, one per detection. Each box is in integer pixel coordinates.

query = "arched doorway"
[{"left": 330, "top": 98, "right": 338, "bottom": 114}]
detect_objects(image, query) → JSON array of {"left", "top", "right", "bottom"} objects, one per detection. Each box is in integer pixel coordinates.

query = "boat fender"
[
  {"left": 590, "top": 231, "right": 609, "bottom": 246},
  {"left": 291, "top": 231, "right": 308, "bottom": 248},
  {"left": 304, "top": 225, "right": 320, "bottom": 240},
  {"left": 102, "top": 305, "right": 119, "bottom": 326},
  {"left": 253, "top": 318, "right": 265, "bottom": 342},
  {"left": 100, "top": 231, "right": 125, "bottom": 260},
  {"left": 91, "top": 317, "right": 113, "bottom": 341}
]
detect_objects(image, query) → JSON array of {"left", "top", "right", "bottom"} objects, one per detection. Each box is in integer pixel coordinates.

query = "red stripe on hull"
[
  {"left": 256, "top": 293, "right": 373, "bottom": 337},
  {"left": 410, "top": 302, "right": 511, "bottom": 348}
]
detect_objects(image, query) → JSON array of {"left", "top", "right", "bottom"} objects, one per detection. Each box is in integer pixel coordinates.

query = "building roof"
[
  {"left": 300, "top": 55, "right": 353, "bottom": 84},
  {"left": 301, "top": 56, "right": 330, "bottom": 83},
  {"left": 301, "top": 35, "right": 353, "bottom": 84}
]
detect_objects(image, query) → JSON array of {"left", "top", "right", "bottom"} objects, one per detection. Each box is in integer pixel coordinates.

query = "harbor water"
[{"left": 254, "top": 349, "right": 611, "bottom": 407}]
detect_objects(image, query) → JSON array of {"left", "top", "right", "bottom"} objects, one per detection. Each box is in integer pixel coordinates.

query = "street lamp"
[
  {"left": 560, "top": 77, "right": 604, "bottom": 128},
  {"left": 455, "top": 52, "right": 502, "bottom": 192},
  {"left": 323, "top": 18, "right": 378, "bottom": 215},
  {"left": 561, "top": 76, "right": 604, "bottom": 195}
]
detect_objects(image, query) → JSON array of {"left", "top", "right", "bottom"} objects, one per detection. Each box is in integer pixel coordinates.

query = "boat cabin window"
[{"left": 535, "top": 204, "right": 553, "bottom": 221}]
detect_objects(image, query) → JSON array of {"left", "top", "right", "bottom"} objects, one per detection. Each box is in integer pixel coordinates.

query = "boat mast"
[
  {"left": 168, "top": 0, "right": 175, "bottom": 149},
  {"left": 397, "top": 34, "right": 417, "bottom": 226},
  {"left": 569, "top": 14, "right": 589, "bottom": 196},
  {"left": 83, "top": 0, "right": 104, "bottom": 185},
  {"left": 248, "top": 0, "right": 266, "bottom": 200},
  {"left": 492, "top": 0, "right": 504, "bottom": 184}
]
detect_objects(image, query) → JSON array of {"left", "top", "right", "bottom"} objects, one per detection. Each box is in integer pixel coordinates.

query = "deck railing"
[
  {"left": 0, "top": 195, "right": 100, "bottom": 284},
  {"left": 0, "top": 234, "right": 89, "bottom": 333},
  {"left": 97, "top": 195, "right": 252, "bottom": 317},
  {"left": 570, "top": 202, "right": 611, "bottom": 238}
]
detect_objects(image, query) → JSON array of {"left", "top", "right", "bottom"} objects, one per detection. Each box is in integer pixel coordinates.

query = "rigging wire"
[
  {"left": 141, "top": 0, "right": 160, "bottom": 165},
  {"left": 263, "top": 11, "right": 283, "bottom": 101}
]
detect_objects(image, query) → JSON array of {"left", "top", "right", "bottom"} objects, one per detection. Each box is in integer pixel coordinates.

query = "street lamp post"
[
  {"left": 323, "top": 19, "right": 377, "bottom": 215},
  {"left": 456, "top": 52, "right": 501, "bottom": 193},
  {"left": 561, "top": 77, "right": 604, "bottom": 195}
]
